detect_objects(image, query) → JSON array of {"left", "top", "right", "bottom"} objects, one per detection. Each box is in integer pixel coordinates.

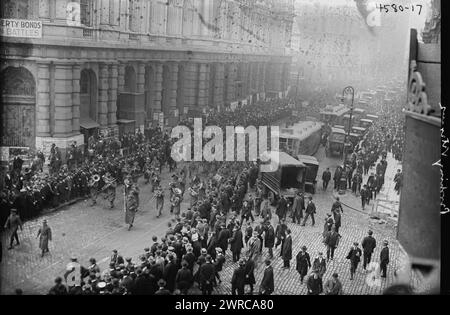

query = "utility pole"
[{"left": 342, "top": 86, "right": 355, "bottom": 165}]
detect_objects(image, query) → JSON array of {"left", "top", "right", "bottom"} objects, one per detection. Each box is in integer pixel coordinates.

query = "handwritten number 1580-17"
[{"left": 377, "top": 4, "right": 422, "bottom": 15}]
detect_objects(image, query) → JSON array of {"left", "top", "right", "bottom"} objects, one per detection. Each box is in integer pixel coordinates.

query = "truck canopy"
[
  {"left": 297, "top": 155, "right": 319, "bottom": 166},
  {"left": 260, "top": 151, "right": 305, "bottom": 171}
]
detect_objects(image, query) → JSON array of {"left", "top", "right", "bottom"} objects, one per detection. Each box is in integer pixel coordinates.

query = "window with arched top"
[
  {"left": 0, "top": 0, "right": 29, "bottom": 19},
  {"left": 1, "top": 67, "right": 35, "bottom": 96}
]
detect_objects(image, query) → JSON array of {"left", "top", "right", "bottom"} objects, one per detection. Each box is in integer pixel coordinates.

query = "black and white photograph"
[{"left": 0, "top": 0, "right": 444, "bottom": 299}]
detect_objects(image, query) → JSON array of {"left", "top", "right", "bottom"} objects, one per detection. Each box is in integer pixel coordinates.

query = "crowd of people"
[
  {"left": 0, "top": 127, "right": 176, "bottom": 235},
  {"left": 2, "top": 94, "right": 403, "bottom": 295}
]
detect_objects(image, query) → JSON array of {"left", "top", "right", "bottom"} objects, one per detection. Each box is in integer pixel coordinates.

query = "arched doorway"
[
  {"left": 79, "top": 69, "right": 99, "bottom": 143},
  {"left": 0, "top": 66, "right": 36, "bottom": 148}
]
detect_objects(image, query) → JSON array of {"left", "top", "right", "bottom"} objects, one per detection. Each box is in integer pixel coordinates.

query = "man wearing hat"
[
  {"left": 155, "top": 279, "right": 171, "bottom": 295},
  {"left": 175, "top": 260, "right": 193, "bottom": 295},
  {"left": 88, "top": 173, "right": 100, "bottom": 206},
  {"left": 231, "top": 258, "right": 247, "bottom": 295},
  {"left": 346, "top": 242, "right": 362, "bottom": 280},
  {"left": 296, "top": 246, "right": 311, "bottom": 284},
  {"left": 124, "top": 182, "right": 139, "bottom": 230},
  {"left": 110, "top": 249, "right": 125, "bottom": 267},
  {"left": 259, "top": 259, "right": 274, "bottom": 295},
  {"left": 292, "top": 191, "right": 305, "bottom": 224},
  {"left": 312, "top": 251, "right": 327, "bottom": 278},
  {"left": 48, "top": 276, "right": 68, "bottom": 295},
  {"left": 281, "top": 229, "right": 293, "bottom": 269},
  {"left": 36, "top": 219, "right": 52, "bottom": 257},
  {"left": 170, "top": 188, "right": 182, "bottom": 217},
  {"left": 302, "top": 196, "right": 316, "bottom": 227},
  {"left": 199, "top": 254, "right": 216, "bottom": 295},
  {"left": 247, "top": 230, "right": 261, "bottom": 262},
  {"left": 380, "top": 240, "right": 390, "bottom": 278},
  {"left": 229, "top": 224, "right": 244, "bottom": 262},
  {"left": 102, "top": 172, "right": 117, "bottom": 209},
  {"left": 155, "top": 184, "right": 165, "bottom": 218},
  {"left": 324, "top": 273, "right": 343, "bottom": 295},
  {"left": 4, "top": 208, "right": 23, "bottom": 250},
  {"left": 361, "top": 230, "right": 377, "bottom": 270},
  {"left": 213, "top": 247, "right": 226, "bottom": 285}
]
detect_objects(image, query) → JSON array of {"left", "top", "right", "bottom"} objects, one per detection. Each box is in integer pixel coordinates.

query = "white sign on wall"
[
  {"left": 0, "top": 147, "right": 9, "bottom": 162},
  {"left": 0, "top": 19, "right": 42, "bottom": 38}
]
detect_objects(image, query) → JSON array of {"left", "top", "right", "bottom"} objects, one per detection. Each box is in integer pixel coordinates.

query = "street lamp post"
[{"left": 342, "top": 86, "right": 355, "bottom": 166}]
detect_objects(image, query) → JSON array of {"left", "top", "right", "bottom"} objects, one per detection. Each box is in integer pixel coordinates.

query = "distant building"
[
  {"left": 290, "top": 0, "right": 410, "bottom": 98},
  {"left": 0, "top": 0, "right": 294, "bottom": 156}
]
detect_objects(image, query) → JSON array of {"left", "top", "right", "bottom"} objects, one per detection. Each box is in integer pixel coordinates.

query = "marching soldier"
[
  {"left": 102, "top": 172, "right": 116, "bottom": 209},
  {"left": 67, "top": 142, "right": 76, "bottom": 171},
  {"left": 143, "top": 159, "right": 152, "bottom": 185},
  {"left": 131, "top": 162, "right": 141, "bottom": 184},
  {"left": 124, "top": 177, "right": 139, "bottom": 231},
  {"left": 4, "top": 208, "right": 23, "bottom": 250},
  {"left": 88, "top": 174, "right": 100, "bottom": 206},
  {"left": 170, "top": 188, "right": 182, "bottom": 218},
  {"left": 189, "top": 183, "right": 199, "bottom": 207},
  {"left": 151, "top": 169, "right": 160, "bottom": 192},
  {"left": 155, "top": 184, "right": 165, "bottom": 218}
]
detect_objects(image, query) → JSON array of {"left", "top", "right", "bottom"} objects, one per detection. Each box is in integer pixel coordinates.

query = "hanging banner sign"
[{"left": 0, "top": 19, "right": 42, "bottom": 38}]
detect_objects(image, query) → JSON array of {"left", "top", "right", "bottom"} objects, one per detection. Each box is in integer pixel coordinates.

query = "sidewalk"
[{"left": 369, "top": 153, "right": 402, "bottom": 221}]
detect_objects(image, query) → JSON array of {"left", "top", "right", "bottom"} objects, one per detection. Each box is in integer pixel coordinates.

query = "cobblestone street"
[{"left": 1, "top": 147, "right": 401, "bottom": 295}]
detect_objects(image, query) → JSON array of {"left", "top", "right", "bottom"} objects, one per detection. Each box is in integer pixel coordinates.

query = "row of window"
[{"left": 0, "top": 0, "right": 289, "bottom": 46}]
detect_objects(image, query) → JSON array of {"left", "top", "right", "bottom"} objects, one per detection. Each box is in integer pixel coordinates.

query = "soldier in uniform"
[
  {"left": 102, "top": 172, "right": 117, "bottom": 209},
  {"left": 155, "top": 184, "right": 165, "bottom": 218},
  {"left": 131, "top": 162, "right": 141, "bottom": 184},
  {"left": 88, "top": 174, "right": 100, "bottom": 206},
  {"left": 4, "top": 208, "right": 23, "bottom": 250},
  {"left": 143, "top": 159, "right": 152, "bottom": 185},
  {"left": 170, "top": 188, "right": 182, "bottom": 218},
  {"left": 150, "top": 168, "right": 160, "bottom": 193},
  {"left": 124, "top": 178, "right": 139, "bottom": 231},
  {"left": 67, "top": 142, "right": 76, "bottom": 171}
]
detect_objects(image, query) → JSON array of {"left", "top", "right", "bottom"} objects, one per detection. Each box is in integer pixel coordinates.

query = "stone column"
[
  {"left": 198, "top": 63, "right": 209, "bottom": 108},
  {"left": 167, "top": 62, "right": 178, "bottom": 111},
  {"left": 137, "top": 62, "right": 145, "bottom": 93},
  {"left": 72, "top": 64, "right": 81, "bottom": 133},
  {"left": 108, "top": 64, "right": 118, "bottom": 126},
  {"left": 153, "top": 63, "right": 163, "bottom": 112},
  {"left": 225, "top": 63, "right": 237, "bottom": 104},
  {"left": 183, "top": 63, "right": 199, "bottom": 110},
  {"left": 258, "top": 62, "right": 266, "bottom": 93},
  {"left": 273, "top": 63, "right": 283, "bottom": 92},
  {"left": 98, "top": 63, "right": 109, "bottom": 126},
  {"left": 244, "top": 63, "right": 251, "bottom": 97},
  {"left": 118, "top": 63, "right": 125, "bottom": 93},
  {"left": 54, "top": 63, "right": 73, "bottom": 136},
  {"left": 213, "top": 63, "right": 225, "bottom": 108},
  {"left": 36, "top": 62, "right": 51, "bottom": 137}
]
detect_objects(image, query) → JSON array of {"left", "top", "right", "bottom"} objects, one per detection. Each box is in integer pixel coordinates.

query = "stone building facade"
[{"left": 0, "top": 0, "right": 294, "bottom": 156}]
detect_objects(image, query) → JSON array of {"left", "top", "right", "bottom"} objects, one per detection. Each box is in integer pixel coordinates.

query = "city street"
[{"left": 0, "top": 146, "right": 402, "bottom": 295}]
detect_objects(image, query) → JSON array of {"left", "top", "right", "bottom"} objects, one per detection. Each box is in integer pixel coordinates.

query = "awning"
[{"left": 80, "top": 117, "right": 100, "bottom": 129}]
